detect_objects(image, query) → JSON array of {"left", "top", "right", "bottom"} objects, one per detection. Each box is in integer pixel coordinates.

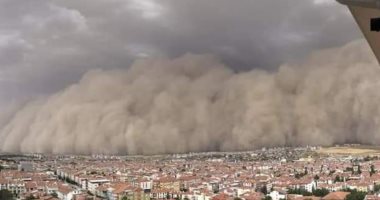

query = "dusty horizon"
[{"left": 1, "top": 40, "right": 380, "bottom": 155}]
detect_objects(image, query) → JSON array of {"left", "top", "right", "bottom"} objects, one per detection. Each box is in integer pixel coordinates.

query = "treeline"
[
  {"left": 0, "top": 189, "right": 14, "bottom": 200},
  {"left": 287, "top": 188, "right": 329, "bottom": 197}
]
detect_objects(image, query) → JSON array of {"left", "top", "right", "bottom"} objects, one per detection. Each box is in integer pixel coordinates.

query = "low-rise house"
[
  {"left": 241, "top": 192, "right": 264, "bottom": 200},
  {"left": 88, "top": 178, "right": 110, "bottom": 193},
  {"left": 56, "top": 184, "right": 81, "bottom": 200},
  {"left": 150, "top": 188, "right": 181, "bottom": 199}
]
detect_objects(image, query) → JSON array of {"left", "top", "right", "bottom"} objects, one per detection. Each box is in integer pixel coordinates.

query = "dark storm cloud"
[{"left": 0, "top": 0, "right": 361, "bottom": 103}]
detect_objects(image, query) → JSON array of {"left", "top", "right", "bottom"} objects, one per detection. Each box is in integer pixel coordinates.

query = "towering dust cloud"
[{"left": 0, "top": 40, "right": 379, "bottom": 155}]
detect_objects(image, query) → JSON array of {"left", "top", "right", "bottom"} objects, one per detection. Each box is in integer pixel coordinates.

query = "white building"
[
  {"left": 88, "top": 179, "right": 110, "bottom": 193},
  {"left": 140, "top": 180, "right": 153, "bottom": 190},
  {"left": 269, "top": 191, "right": 286, "bottom": 200}
]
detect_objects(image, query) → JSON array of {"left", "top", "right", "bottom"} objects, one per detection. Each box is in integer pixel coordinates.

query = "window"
[{"left": 371, "top": 18, "right": 380, "bottom": 32}]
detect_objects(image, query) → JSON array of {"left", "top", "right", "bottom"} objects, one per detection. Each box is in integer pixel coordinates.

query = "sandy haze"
[{"left": 0, "top": 40, "right": 379, "bottom": 155}]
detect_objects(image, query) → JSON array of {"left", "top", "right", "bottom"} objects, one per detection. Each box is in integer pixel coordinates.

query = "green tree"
[
  {"left": 261, "top": 186, "right": 268, "bottom": 195},
  {"left": 346, "top": 190, "right": 366, "bottom": 200},
  {"left": 263, "top": 196, "right": 272, "bottom": 200},
  {"left": 287, "top": 188, "right": 312, "bottom": 196},
  {"left": 312, "top": 188, "right": 329, "bottom": 197},
  {"left": 295, "top": 173, "right": 307, "bottom": 179},
  {"left": 329, "top": 170, "right": 336, "bottom": 175},
  {"left": 51, "top": 192, "right": 58, "bottom": 198},
  {"left": 335, "top": 175, "right": 343, "bottom": 183},
  {"left": 358, "top": 165, "right": 362, "bottom": 174},
  {"left": 314, "top": 175, "right": 320, "bottom": 180},
  {"left": 374, "top": 184, "right": 380, "bottom": 192},
  {"left": 345, "top": 167, "right": 353, "bottom": 172},
  {"left": 287, "top": 188, "right": 299, "bottom": 194},
  {"left": 371, "top": 165, "right": 376, "bottom": 176},
  {"left": 0, "top": 189, "right": 14, "bottom": 200}
]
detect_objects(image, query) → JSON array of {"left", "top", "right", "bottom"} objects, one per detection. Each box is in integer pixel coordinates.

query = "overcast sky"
[{"left": 0, "top": 0, "right": 362, "bottom": 106}]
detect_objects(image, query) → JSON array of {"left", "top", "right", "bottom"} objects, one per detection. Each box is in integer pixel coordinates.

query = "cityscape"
[{"left": 1, "top": 146, "right": 380, "bottom": 200}]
